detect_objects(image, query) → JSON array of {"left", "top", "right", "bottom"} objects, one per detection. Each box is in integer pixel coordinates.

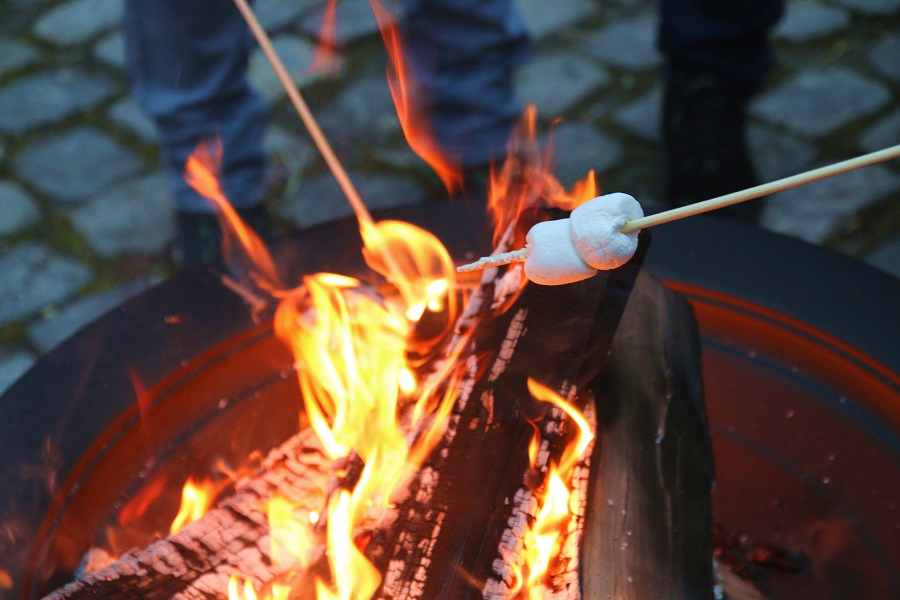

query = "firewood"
[{"left": 45, "top": 234, "right": 715, "bottom": 600}]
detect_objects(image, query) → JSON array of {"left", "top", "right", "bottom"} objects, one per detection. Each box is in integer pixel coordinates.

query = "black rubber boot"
[{"left": 176, "top": 204, "right": 273, "bottom": 269}]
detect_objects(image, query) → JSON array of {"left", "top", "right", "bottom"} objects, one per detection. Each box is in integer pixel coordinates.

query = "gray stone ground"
[{"left": 1, "top": 0, "right": 899, "bottom": 394}]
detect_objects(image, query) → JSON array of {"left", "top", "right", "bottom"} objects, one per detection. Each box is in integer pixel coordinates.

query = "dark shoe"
[
  {"left": 662, "top": 76, "right": 761, "bottom": 224},
  {"left": 177, "top": 204, "right": 273, "bottom": 270}
]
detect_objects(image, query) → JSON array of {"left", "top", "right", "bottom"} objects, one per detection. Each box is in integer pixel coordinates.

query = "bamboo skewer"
[
  {"left": 232, "top": 0, "right": 374, "bottom": 228},
  {"left": 458, "top": 144, "right": 900, "bottom": 272},
  {"left": 620, "top": 142, "right": 900, "bottom": 233},
  {"left": 233, "top": 0, "right": 420, "bottom": 289}
]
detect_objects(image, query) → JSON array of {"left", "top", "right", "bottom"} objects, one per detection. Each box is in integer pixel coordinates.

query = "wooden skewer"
[
  {"left": 234, "top": 0, "right": 418, "bottom": 291},
  {"left": 456, "top": 143, "right": 900, "bottom": 272},
  {"left": 620, "top": 143, "right": 900, "bottom": 233},
  {"left": 232, "top": 0, "right": 374, "bottom": 228}
]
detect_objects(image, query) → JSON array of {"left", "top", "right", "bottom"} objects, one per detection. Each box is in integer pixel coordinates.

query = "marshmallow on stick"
[{"left": 458, "top": 193, "right": 643, "bottom": 286}]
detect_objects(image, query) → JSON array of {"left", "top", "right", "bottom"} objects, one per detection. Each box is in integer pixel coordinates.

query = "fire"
[
  {"left": 514, "top": 379, "right": 594, "bottom": 598},
  {"left": 308, "top": 0, "right": 342, "bottom": 75},
  {"left": 170, "top": 476, "right": 219, "bottom": 534},
  {"left": 170, "top": 4, "right": 607, "bottom": 596},
  {"left": 116, "top": 473, "right": 168, "bottom": 527},
  {"left": 183, "top": 138, "right": 281, "bottom": 291},
  {"left": 229, "top": 575, "right": 291, "bottom": 600},
  {"left": 370, "top": 0, "right": 463, "bottom": 194},
  {"left": 488, "top": 105, "right": 598, "bottom": 247},
  {"left": 267, "top": 494, "right": 319, "bottom": 570}
]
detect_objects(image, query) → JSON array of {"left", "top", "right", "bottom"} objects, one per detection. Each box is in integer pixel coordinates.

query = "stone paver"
[
  {"left": 773, "top": 3, "right": 850, "bottom": 42},
  {"left": 263, "top": 125, "right": 313, "bottom": 174},
  {"left": 68, "top": 172, "right": 176, "bottom": 257},
  {"left": 249, "top": 35, "right": 320, "bottom": 103},
  {"left": 761, "top": 164, "right": 900, "bottom": 244},
  {"left": 93, "top": 31, "right": 126, "bottom": 70},
  {"left": 257, "top": 0, "right": 318, "bottom": 31},
  {"left": 580, "top": 14, "right": 661, "bottom": 71},
  {"left": 750, "top": 68, "right": 892, "bottom": 138},
  {"left": 866, "top": 234, "right": 900, "bottom": 280},
  {"left": 0, "top": 38, "right": 39, "bottom": 75},
  {"left": 542, "top": 121, "right": 624, "bottom": 187},
  {"left": 859, "top": 109, "right": 900, "bottom": 154},
  {"left": 0, "top": 69, "right": 118, "bottom": 134},
  {"left": 612, "top": 87, "right": 661, "bottom": 143},
  {"left": 0, "top": 350, "right": 37, "bottom": 396},
  {"left": 868, "top": 34, "right": 900, "bottom": 84},
  {"left": 0, "top": 242, "right": 93, "bottom": 327},
  {"left": 315, "top": 73, "right": 401, "bottom": 160},
  {"left": 27, "top": 275, "right": 162, "bottom": 353},
  {"left": 830, "top": 0, "right": 900, "bottom": 15},
  {"left": 515, "top": 52, "right": 610, "bottom": 118},
  {"left": 0, "top": 181, "right": 41, "bottom": 236},
  {"left": 108, "top": 97, "right": 158, "bottom": 143},
  {"left": 747, "top": 124, "right": 818, "bottom": 182},
  {"left": 277, "top": 171, "right": 426, "bottom": 228},
  {"left": 13, "top": 127, "right": 143, "bottom": 204},
  {"left": 519, "top": 0, "right": 600, "bottom": 40},
  {"left": 34, "top": 0, "right": 122, "bottom": 46}
]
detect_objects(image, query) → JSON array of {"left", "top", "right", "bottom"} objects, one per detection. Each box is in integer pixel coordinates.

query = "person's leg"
[
  {"left": 659, "top": 0, "right": 783, "bottom": 89},
  {"left": 123, "top": 0, "right": 269, "bottom": 266},
  {"left": 658, "top": 0, "right": 783, "bottom": 221},
  {"left": 402, "top": 0, "right": 529, "bottom": 171}
]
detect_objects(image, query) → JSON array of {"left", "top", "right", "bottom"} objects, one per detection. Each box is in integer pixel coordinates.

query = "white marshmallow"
[
  {"left": 524, "top": 218, "right": 598, "bottom": 286},
  {"left": 569, "top": 192, "right": 643, "bottom": 270}
]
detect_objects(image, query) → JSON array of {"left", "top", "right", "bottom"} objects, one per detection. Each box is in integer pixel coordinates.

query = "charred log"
[{"left": 581, "top": 269, "right": 715, "bottom": 600}]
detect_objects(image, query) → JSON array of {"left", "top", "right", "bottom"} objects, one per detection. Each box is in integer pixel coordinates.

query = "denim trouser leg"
[
  {"left": 659, "top": 0, "right": 784, "bottom": 89},
  {"left": 402, "top": 0, "right": 529, "bottom": 168},
  {"left": 123, "top": 0, "right": 267, "bottom": 213}
]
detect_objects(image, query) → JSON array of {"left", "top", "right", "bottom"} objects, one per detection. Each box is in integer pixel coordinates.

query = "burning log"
[{"left": 44, "top": 231, "right": 715, "bottom": 600}]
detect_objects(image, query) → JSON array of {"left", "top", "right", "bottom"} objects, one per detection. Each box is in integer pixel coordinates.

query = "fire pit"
[{"left": 1, "top": 199, "right": 897, "bottom": 599}]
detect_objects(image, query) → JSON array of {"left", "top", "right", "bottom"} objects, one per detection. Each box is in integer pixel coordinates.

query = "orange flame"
[
  {"left": 267, "top": 215, "right": 460, "bottom": 599},
  {"left": 116, "top": 473, "right": 168, "bottom": 527},
  {"left": 126, "top": 363, "right": 152, "bottom": 423},
  {"left": 170, "top": 476, "right": 219, "bottom": 534},
  {"left": 308, "top": 0, "right": 343, "bottom": 75},
  {"left": 512, "top": 379, "right": 594, "bottom": 598},
  {"left": 183, "top": 137, "right": 281, "bottom": 290},
  {"left": 370, "top": 0, "right": 463, "bottom": 194},
  {"left": 267, "top": 494, "right": 320, "bottom": 570},
  {"left": 229, "top": 575, "right": 291, "bottom": 600},
  {"left": 487, "top": 105, "right": 599, "bottom": 247}
]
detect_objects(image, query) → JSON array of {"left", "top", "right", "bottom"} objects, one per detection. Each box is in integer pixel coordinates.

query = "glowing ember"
[
  {"left": 0, "top": 569, "right": 12, "bottom": 591},
  {"left": 170, "top": 476, "right": 219, "bottom": 534},
  {"left": 514, "top": 379, "right": 595, "bottom": 599}
]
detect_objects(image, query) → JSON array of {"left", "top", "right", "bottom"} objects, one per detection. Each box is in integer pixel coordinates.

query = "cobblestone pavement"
[{"left": 1, "top": 0, "right": 899, "bottom": 392}]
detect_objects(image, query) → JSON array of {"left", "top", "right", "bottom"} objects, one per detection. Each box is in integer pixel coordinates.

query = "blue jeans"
[
  {"left": 123, "top": 0, "right": 527, "bottom": 213},
  {"left": 123, "top": 0, "right": 268, "bottom": 213}
]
